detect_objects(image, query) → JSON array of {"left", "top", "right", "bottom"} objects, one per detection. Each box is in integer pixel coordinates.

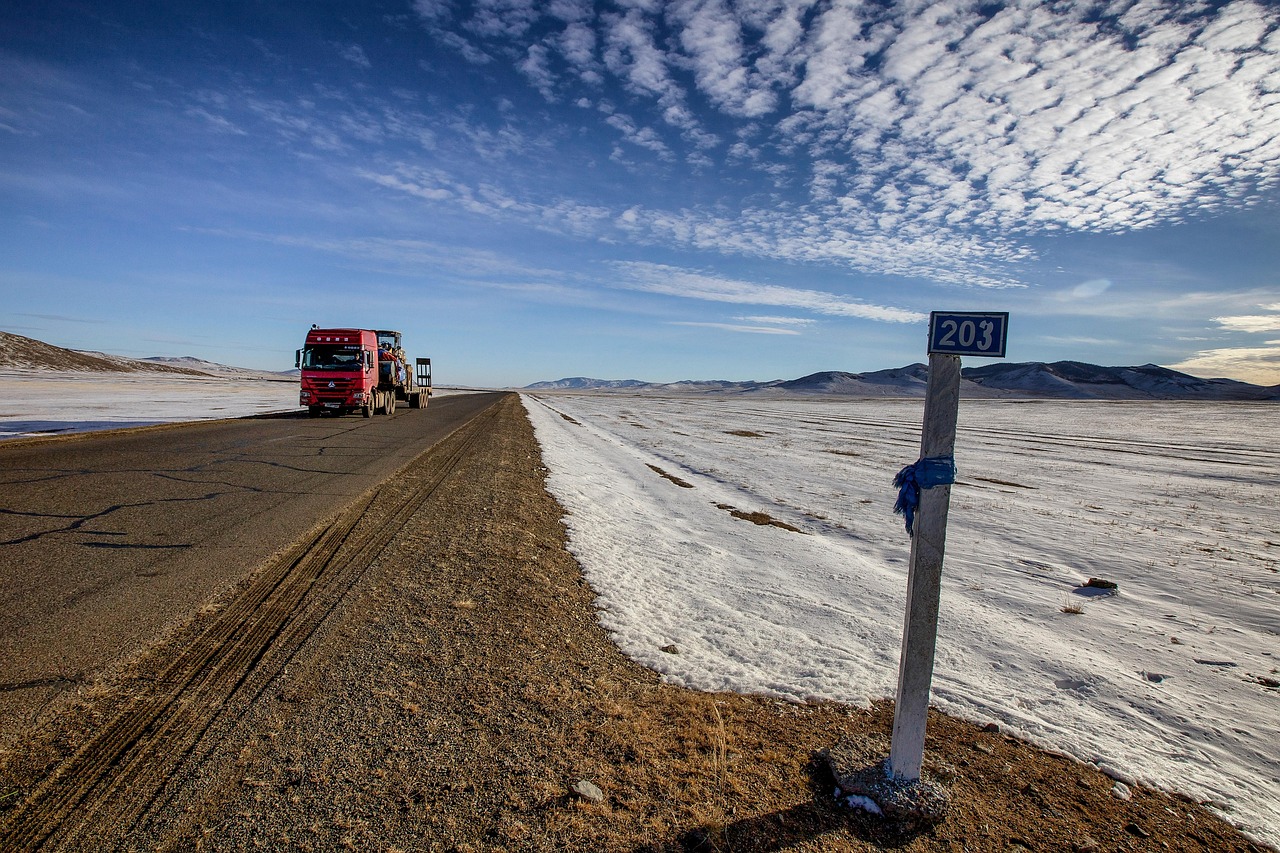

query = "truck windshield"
[{"left": 300, "top": 346, "right": 364, "bottom": 370}]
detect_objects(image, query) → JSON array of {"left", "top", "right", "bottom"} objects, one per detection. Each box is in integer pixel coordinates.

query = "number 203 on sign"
[{"left": 928, "top": 311, "right": 1009, "bottom": 358}]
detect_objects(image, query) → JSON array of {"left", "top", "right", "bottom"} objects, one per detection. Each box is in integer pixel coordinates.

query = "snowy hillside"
[
  {"left": 963, "top": 361, "right": 1278, "bottom": 400},
  {"left": 0, "top": 331, "right": 208, "bottom": 376},
  {"left": 524, "top": 377, "right": 651, "bottom": 390},
  {"left": 522, "top": 392, "right": 1280, "bottom": 848},
  {"left": 0, "top": 331, "right": 293, "bottom": 381},
  {"left": 141, "top": 355, "right": 295, "bottom": 381}
]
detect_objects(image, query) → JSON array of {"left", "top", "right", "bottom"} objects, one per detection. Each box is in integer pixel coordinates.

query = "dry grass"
[
  {"left": 647, "top": 464, "right": 694, "bottom": 489},
  {"left": 717, "top": 504, "right": 805, "bottom": 534}
]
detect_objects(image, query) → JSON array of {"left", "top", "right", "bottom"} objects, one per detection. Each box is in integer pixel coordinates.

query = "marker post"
[
  {"left": 889, "top": 312, "right": 1008, "bottom": 782},
  {"left": 888, "top": 351, "right": 960, "bottom": 779}
]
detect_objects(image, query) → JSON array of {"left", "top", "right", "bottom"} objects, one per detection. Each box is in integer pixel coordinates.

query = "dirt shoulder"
[{"left": 1, "top": 394, "right": 1266, "bottom": 851}]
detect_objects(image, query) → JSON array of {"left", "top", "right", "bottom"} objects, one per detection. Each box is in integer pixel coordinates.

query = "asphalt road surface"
[{"left": 0, "top": 392, "right": 503, "bottom": 751}]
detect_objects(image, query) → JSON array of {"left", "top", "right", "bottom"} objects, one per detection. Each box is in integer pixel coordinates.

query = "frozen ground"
[
  {"left": 0, "top": 373, "right": 466, "bottom": 440},
  {"left": 522, "top": 393, "right": 1280, "bottom": 848},
  {"left": 0, "top": 373, "right": 300, "bottom": 440}
]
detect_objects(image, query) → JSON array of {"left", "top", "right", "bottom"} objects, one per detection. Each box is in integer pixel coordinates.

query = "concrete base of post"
[{"left": 824, "top": 736, "right": 952, "bottom": 828}]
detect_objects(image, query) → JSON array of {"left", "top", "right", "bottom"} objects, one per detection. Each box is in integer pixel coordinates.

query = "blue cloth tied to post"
[{"left": 893, "top": 455, "right": 956, "bottom": 535}]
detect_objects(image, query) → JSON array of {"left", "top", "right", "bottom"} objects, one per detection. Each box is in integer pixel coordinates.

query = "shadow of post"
[{"left": 633, "top": 751, "right": 933, "bottom": 853}]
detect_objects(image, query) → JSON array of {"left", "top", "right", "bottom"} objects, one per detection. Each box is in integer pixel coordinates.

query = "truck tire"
[
  {"left": 362, "top": 397, "right": 373, "bottom": 418},
  {"left": 386, "top": 392, "right": 396, "bottom": 415}
]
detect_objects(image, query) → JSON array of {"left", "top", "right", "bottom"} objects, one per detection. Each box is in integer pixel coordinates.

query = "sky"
[{"left": 2, "top": 0, "right": 1280, "bottom": 388}]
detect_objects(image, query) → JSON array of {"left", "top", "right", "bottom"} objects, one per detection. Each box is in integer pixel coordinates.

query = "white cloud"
[
  {"left": 1069, "top": 279, "right": 1112, "bottom": 299},
  {"left": 668, "top": 0, "right": 777, "bottom": 117},
  {"left": 669, "top": 321, "right": 801, "bottom": 335},
  {"left": 391, "top": 1, "right": 1280, "bottom": 288},
  {"left": 736, "top": 315, "right": 816, "bottom": 326},
  {"left": 466, "top": 0, "right": 540, "bottom": 38},
  {"left": 184, "top": 107, "right": 246, "bottom": 135},
  {"left": 412, "top": 0, "right": 452, "bottom": 24},
  {"left": 436, "top": 30, "right": 493, "bottom": 64},
  {"left": 1168, "top": 345, "right": 1280, "bottom": 385},
  {"left": 605, "top": 112, "right": 673, "bottom": 159},
  {"left": 338, "top": 44, "right": 371, "bottom": 69},
  {"left": 611, "top": 261, "right": 925, "bottom": 323},
  {"left": 519, "top": 43, "right": 557, "bottom": 99},
  {"left": 1214, "top": 314, "right": 1280, "bottom": 333}
]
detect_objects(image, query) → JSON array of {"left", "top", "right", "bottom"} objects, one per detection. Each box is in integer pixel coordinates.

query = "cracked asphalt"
[{"left": 0, "top": 393, "right": 502, "bottom": 754}]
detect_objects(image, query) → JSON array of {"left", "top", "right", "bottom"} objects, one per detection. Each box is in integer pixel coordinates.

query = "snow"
[
  {"left": 0, "top": 373, "right": 301, "bottom": 440},
  {"left": 522, "top": 393, "right": 1280, "bottom": 848},
  {"left": 0, "top": 372, "right": 464, "bottom": 440}
]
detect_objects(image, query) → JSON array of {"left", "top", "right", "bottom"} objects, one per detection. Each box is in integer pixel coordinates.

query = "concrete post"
[{"left": 888, "top": 352, "right": 961, "bottom": 780}]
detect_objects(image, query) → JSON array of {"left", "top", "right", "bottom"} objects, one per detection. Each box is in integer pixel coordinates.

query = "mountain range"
[
  {"left": 4, "top": 331, "right": 1277, "bottom": 400},
  {"left": 526, "top": 362, "right": 1280, "bottom": 401}
]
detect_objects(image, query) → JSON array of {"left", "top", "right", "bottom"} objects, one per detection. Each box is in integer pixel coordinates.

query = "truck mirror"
[{"left": 295, "top": 349, "right": 301, "bottom": 369}]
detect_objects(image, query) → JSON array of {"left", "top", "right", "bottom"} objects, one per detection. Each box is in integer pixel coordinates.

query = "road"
[{"left": 0, "top": 392, "right": 502, "bottom": 751}]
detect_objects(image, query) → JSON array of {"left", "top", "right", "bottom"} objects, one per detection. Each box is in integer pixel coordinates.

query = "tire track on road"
[{"left": 0, "top": 397, "right": 503, "bottom": 851}]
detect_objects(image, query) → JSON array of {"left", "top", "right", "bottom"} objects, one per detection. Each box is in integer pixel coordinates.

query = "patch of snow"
[
  {"left": 522, "top": 393, "right": 1280, "bottom": 849},
  {"left": 841, "top": 793, "right": 883, "bottom": 815}
]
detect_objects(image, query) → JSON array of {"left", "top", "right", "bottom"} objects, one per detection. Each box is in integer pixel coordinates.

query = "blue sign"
[{"left": 928, "top": 312, "right": 1008, "bottom": 358}]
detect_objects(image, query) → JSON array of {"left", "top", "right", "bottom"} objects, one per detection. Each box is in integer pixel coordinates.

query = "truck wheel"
[
  {"left": 362, "top": 398, "right": 373, "bottom": 418},
  {"left": 386, "top": 392, "right": 396, "bottom": 415}
]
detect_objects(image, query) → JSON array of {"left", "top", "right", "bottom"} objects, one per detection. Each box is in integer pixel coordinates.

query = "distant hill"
[
  {"left": 526, "top": 361, "right": 1280, "bottom": 401},
  {"left": 0, "top": 331, "right": 211, "bottom": 376},
  {"left": 0, "top": 331, "right": 290, "bottom": 380},
  {"left": 140, "top": 355, "right": 295, "bottom": 380},
  {"left": 962, "top": 361, "right": 1278, "bottom": 400},
  {"left": 523, "top": 377, "right": 651, "bottom": 390}
]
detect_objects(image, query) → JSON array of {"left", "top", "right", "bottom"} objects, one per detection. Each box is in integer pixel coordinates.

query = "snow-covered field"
[
  {"left": 0, "top": 373, "right": 300, "bottom": 440},
  {"left": 522, "top": 393, "right": 1280, "bottom": 848},
  {"left": 0, "top": 373, "right": 471, "bottom": 440}
]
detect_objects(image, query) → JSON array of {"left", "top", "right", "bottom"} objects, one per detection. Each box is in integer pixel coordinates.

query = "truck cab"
[
  {"left": 297, "top": 326, "right": 430, "bottom": 417},
  {"left": 296, "top": 328, "right": 378, "bottom": 417}
]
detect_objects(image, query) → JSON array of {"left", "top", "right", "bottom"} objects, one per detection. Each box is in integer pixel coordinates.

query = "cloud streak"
[
  {"left": 669, "top": 321, "right": 801, "bottom": 335},
  {"left": 611, "top": 261, "right": 925, "bottom": 323}
]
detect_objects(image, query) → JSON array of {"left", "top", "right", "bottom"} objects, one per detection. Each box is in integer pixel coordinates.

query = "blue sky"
[{"left": 2, "top": 0, "right": 1279, "bottom": 387}]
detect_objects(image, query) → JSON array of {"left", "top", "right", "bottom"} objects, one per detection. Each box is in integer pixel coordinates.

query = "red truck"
[{"left": 296, "top": 327, "right": 431, "bottom": 417}]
